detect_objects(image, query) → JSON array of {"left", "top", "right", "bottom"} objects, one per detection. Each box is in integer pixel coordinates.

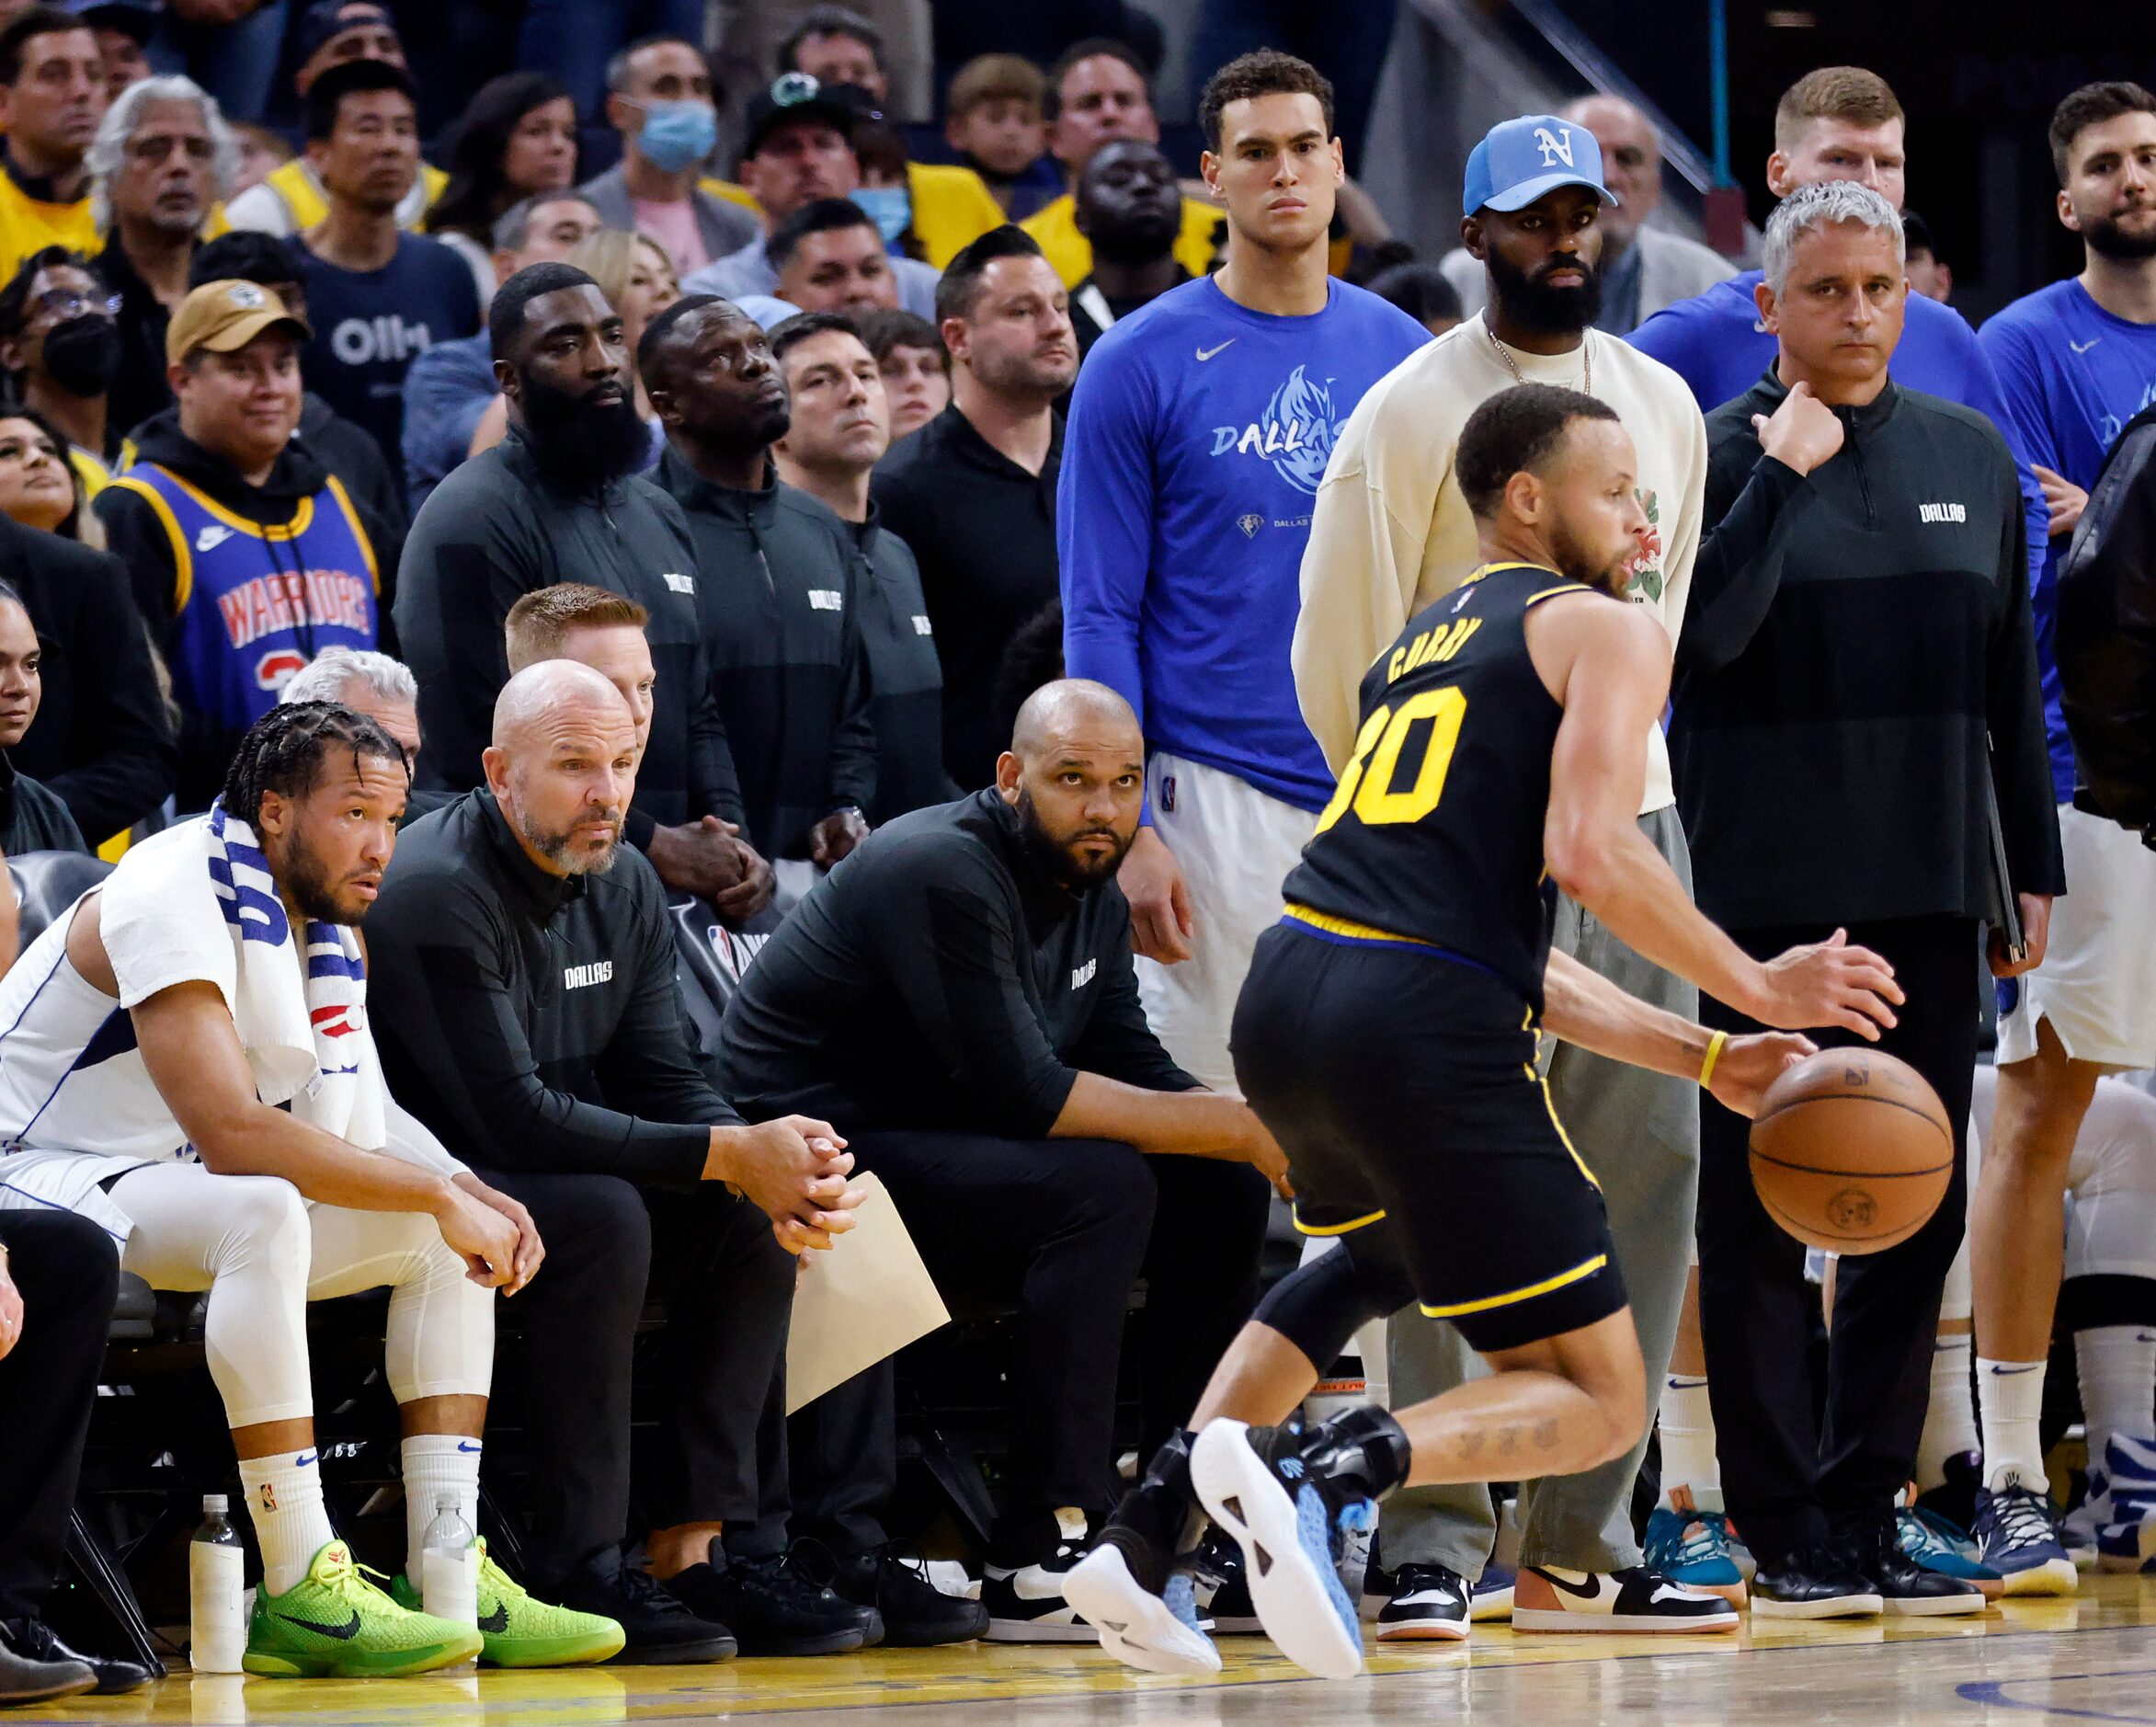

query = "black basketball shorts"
[{"left": 1230, "top": 917, "right": 1627, "bottom": 1354}]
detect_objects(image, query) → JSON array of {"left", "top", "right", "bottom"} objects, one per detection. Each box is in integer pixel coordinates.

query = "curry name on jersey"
[{"left": 1280, "top": 562, "right": 1591, "bottom": 1008}]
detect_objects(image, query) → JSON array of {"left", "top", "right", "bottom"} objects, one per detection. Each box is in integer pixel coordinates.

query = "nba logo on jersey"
[{"left": 1160, "top": 774, "right": 1177, "bottom": 813}]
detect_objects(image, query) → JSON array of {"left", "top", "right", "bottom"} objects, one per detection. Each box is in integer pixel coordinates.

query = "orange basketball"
[{"left": 1747, "top": 1048, "right": 1954, "bottom": 1254}]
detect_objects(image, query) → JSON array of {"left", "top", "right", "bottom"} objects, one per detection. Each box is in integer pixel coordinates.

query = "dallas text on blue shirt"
[{"left": 1057, "top": 274, "right": 1430, "bottom": 814}]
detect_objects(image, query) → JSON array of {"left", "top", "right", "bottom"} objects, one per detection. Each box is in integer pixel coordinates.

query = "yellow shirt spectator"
[
  {"left": 702, "top": 162, "right": 1005, "bottom": 270},
  {"left": 1021, "top": 191, "right": 1222, "bottom": 289}
]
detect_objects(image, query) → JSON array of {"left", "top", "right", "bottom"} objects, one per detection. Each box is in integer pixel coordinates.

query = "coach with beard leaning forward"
[{"left": 394, "top": 262, "right": 774, "bottom": 921}]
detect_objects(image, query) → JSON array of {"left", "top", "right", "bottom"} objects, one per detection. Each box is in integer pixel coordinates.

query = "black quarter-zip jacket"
[
  {"left": 846, "top": 504, "right": 956, "bottom": 824},
  {"left": 366, "top": 787, "right": 740, "bottom": 1183},
  {"left": 655, "top": 450, "right": 876, "bottom": 859},
  {"left": 1673, "top": 372, "right": 2063, "bottom": 931},
  {"left": 720, "top": 788, "right": 1196, "bottom": 1136},
  {"left": 393, "top": 431, "right": 742, "bottom": 848}
]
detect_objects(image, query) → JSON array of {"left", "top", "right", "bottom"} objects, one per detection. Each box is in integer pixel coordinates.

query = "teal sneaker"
[
  {"left": 1642, "top": 1505, "right": 1746, "bottom": 1607},
  {"left": 1896, "top": 1504, "right": 2002, "bottom": 1599}
]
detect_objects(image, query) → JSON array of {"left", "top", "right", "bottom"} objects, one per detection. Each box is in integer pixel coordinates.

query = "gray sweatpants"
[{"left": 1380, "top": 804, "right": 1699, "bottom": 1577}]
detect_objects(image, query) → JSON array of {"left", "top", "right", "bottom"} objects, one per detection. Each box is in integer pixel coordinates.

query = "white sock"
[
  {"left": 1657, "top": 1377, "right": 1723, "bottom": 1513},
  {"left": 1917, "top": 1332, "right": 1977, "bottom": 1493},
  {"left": 402, "top": 1435, "right": 483, "bottom": 1578},
  {"left": 240, "top": 1450, "right": 337, "bottom": 1596},
  {"left": 2074, "top": 1325, "right": 2156, "bottom": 1470},
  {"left": 1977, "top": 1357, "right": 2049, "bottom": 1492}
]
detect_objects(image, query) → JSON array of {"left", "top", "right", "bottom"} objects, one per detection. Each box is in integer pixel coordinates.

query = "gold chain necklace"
[{"left": 1488, "top": 325, "right": 1592, "bottom": 395}]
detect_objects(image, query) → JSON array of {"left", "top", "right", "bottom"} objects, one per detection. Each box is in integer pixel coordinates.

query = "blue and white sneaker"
[
  {"left": 1972, "top": 1482, "right": 2079, "bottom": 1596},
  {"left": 1643, "top": 1505, "right": 1747, "bottom": 1607},
  {"left": 2095, "top": 1434, "right": 2156, "bottom": 1573},
  {"left": 2060, "top": 1469, "right": 2104, "bottom": 1572},
  {"left": 1895, "top": 1500, "right": 2002, "bottom": 1599},
  {"left": 1191, "top": 1419, "right": 1371, "bottom": 1680},
  {"left": 1065, "top": 1542, "right": 1221, "bottom": 1676},
  {"left": 1471, "top": 1560, "right": 1516, "bottom": 1621}
]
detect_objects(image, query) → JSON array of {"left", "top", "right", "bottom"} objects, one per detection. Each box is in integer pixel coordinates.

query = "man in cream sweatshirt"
[{"left": 1294, "top": 114, "right": 1717, "bottom": 1636}]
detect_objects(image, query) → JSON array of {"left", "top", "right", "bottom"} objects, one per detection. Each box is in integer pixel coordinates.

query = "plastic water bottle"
[
  {"left": 420, "top": 1497, "right": 479, "bottom": 1629},
  {"left": 188, "top": 1494, "right": 245, "bottom": 1675}
]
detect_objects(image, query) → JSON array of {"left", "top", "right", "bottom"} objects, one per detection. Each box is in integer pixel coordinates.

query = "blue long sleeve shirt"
[
  {"left": 1057, "top": 275, "right": 1428, "bottom": 813},
  {"left": 1630, "top": 269, "right": 2049, "bottom": 595},
  {"left": 1979, "top": 279, "right": 2156, "bottom": 803}
]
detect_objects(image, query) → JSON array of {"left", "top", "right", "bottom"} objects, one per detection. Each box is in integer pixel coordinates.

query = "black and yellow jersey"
[{"left": 1280, "top": 561, "right": 1595, "bottom": 1008}]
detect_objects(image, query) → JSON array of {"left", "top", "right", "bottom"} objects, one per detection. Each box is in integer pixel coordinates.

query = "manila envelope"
[{"left": 785, "top": 1171, "right": 952, "bottom": 1413}]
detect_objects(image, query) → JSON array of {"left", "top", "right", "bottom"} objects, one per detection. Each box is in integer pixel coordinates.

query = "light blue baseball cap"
[{"left": 1462, "top": 114, "right": 1618, "bottom": 214}]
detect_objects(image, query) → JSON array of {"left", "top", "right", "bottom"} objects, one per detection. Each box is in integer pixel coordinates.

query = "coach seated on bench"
[
  {"left": 0, "top": 701, "right": 622, "bottom": 1681},
  {"left": 362, "top": 660, "right": 887, "bottom": 1661},
  {"left": 720, "top": 678, "right": 1282, "bottom": 1641}
]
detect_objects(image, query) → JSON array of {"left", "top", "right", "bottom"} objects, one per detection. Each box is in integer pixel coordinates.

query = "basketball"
[{"left": 1747, "top": 1048, "right": 1955, "bottom": 1253}]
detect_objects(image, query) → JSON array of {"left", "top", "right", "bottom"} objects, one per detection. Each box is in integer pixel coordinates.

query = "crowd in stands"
[{"left": 0, "top": 0, "right": 2152, "bottom": 1705}]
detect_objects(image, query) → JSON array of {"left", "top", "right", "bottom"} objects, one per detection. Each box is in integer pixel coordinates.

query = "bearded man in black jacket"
[{"left": 394, "top": 263, "right": 773, "bottom": 921}]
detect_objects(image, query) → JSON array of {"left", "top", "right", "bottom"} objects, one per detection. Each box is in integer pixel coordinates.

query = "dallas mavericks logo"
[{"left": 1209, "top": 366, "right": 1341, "bottom": 496}]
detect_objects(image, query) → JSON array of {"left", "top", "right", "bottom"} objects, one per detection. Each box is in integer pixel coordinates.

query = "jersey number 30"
[{"left": 1313, "top": 687, "right": 1468, "bottom": 835}]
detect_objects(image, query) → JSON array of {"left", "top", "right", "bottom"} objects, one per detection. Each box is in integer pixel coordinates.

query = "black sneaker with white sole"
[
  {"left": 1749, "top": 1545, "right": 1884, "bottom": 1619},
  {"left": 1370, "top": 1562, "right": 1470, "bottom": 1641},
  {"left": 982, "top": 1521, "right": 1096, "bottom": 1643},
  {"left": 1512, "top": 1565, "right": 1740, "bottom": 1633},
  {"left": 1845, "top": 1522, "right": 1986, "bottom": 1618}
]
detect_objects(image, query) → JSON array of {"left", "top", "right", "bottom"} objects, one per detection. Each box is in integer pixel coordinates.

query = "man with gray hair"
[
  {"left": 279, "top": 646, "right": 438, "bottom": 809},
  {"left": 1438, "top": 94, "right": 1733, "bottom": 335},
  {"left": 1674, "top": 178, "right": 2061, "bottom": 1618},
  {"left": 87, "top": 74, "right": 235, "bottom": 441}
]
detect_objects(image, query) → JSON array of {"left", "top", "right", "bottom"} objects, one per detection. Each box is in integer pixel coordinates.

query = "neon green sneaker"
[
  {"left": 245, "top": 1540, "right": 483, "bottom": 1678},
  {"left": 391, "top": 1540, "right": 625, "bottom": 1668}
]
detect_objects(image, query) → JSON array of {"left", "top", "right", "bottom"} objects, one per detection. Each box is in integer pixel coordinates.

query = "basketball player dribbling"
[{"left": 1064, "top": 382, "right": 1907, "bottom": 1678}]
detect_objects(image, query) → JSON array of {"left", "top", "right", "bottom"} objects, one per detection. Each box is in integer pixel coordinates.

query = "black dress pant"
[
  {"left": 0, "top": 1211, "right": 120, "bottom": 1618},
  {"left": 474, "top": 1170, "right": 794, "bottom": 1584},
  {"left": 786, "top": 1132, "right": 1272, "bottom": 1553},
  {"left": 1695, "top": 916, "right": 1978, "bottom": 1566}
]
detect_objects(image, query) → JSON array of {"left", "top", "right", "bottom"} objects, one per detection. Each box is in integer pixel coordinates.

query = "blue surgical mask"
[
  {"left": 852, "top": 184, "right": 912, "bottom": 248},
  {"left": 635, "top": 99, "right": 718, "bottom": 174}
]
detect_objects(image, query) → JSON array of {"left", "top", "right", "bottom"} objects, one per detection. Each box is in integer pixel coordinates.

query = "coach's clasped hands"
[
  {"left": 706, "top": 1116, "right": 867, "bottom": 1263},
  {"left": 1748, "top": 928, "right": 1904, "bottom": 1040}
]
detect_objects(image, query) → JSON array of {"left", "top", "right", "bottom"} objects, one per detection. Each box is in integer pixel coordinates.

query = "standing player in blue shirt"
[
  {"left": 1058, "top": 49, "right": 1427, "bottom": 1092},
  {"left": 1968, "top": 81, "right": 2156, "bottom": 1592},
  {"left": 1629, "top": 67, "right": 2050, "bottom": 583}
]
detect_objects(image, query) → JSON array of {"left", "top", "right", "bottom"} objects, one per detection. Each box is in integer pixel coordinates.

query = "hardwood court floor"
[{"left": 20, "top": 1574, "right": 2156, "bottom": 1724}]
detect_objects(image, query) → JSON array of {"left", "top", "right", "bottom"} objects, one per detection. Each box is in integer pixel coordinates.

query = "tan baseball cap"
[{"left": 165, "top": 280, "right": 311, "bottom": 367}]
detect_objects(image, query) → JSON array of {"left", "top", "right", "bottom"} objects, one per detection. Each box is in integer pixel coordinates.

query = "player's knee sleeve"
[
  {"left": 1940, "top": 1236, "right": 1972, "bottom": 1323},
  {"left": 2059, "top": 1273, "right": 2156, "bottom": 1332},
  {"left": 1252, "top": 1241, "right": 1410, "bottom": 1367},
  {"left": 201, "top": 1178, "right": 314, "bottom": 1427},
  {"left": 382, "top": 1219, "right": 495, "bottom": 1406}
]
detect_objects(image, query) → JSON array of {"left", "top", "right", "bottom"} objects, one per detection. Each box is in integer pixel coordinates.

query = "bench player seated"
[
  {"left": 0, "top": 703, "right": 623, "bottom": 1678},
  {"left": 1065, "top": 383, "right": 1903, "bottom": 1677}
]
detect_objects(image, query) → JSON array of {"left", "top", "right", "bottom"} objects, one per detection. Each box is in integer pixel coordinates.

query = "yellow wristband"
[{"left": 1698, "top": 1029, "right": 1728, "bottom": 1091}]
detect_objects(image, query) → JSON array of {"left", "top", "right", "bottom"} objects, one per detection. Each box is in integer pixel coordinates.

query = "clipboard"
[{"left": 785, "top": 1172, "right": 951, "bottom": 1413}]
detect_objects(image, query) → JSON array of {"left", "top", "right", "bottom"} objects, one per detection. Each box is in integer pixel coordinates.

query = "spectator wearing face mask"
[
  {"left": 684, "top": 76, "right": 939, "bottom": 318},
  {"left": 576, "top": 35, "right": 756, "bottom": 282},
  {"left": 0, "top": 247, "right": 121, "bottom": 492}
]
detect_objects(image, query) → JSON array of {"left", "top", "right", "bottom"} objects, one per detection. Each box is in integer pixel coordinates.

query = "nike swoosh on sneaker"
[
  {"left": 277, "top": 1611, "right": 361, "bottom": 1639},
  {"left": 1536, "top": 1569, "right": 1607, "bottom": 1602},
  {"left": 478, "top": 1604, "right": 508, "bottom": 1633}
]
